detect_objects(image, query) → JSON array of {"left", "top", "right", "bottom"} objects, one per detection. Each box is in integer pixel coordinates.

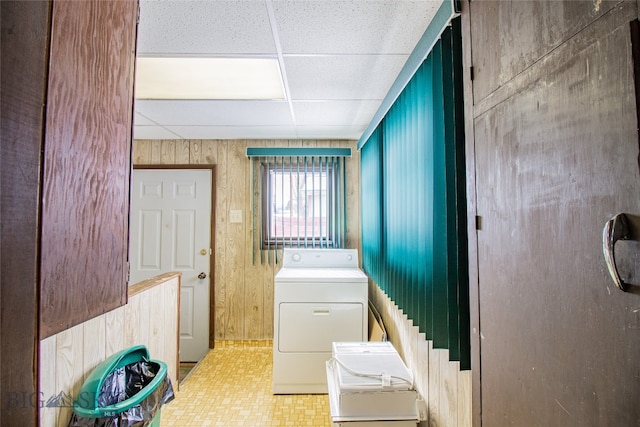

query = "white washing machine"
[{"left": 273, "top": 248, "right": 368, "bottom": 394}]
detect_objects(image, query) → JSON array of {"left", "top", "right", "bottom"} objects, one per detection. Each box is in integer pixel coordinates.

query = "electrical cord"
[{"left": 329, "top": 357, "right": 414, "bottom": 389}]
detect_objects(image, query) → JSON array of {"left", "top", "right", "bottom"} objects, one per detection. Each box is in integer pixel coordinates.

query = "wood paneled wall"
[
  {"left": 3, "top": 1, "right": 137, "bottom": 424},
  {"left": 370, "top": 282, "right": 472, "bottom": 427},
  {"left": 39, "top": 273, "right": 180, "bottom": 427},
  {"left": 133, "top": 139, "right": 361, "bottom": 340}
]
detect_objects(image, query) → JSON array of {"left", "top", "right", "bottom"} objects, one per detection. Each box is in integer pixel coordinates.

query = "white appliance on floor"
[
  {"left": 326, "top": 342, "right": 423, "bottom": 426},
  {"left": 273, "top": 248, "right": 368, "bottom": 394}
]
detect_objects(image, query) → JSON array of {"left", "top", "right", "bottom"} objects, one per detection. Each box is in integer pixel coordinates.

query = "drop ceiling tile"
[
  {"left": 273, "top": 0, "right": 442, "bottom": 54},
  {"left": 292, "top": 100, "right": 381, "bottom": 126},
  {"left": 134, "top": 125, "right": 184, "bottom": 140},
  {"left": 134, "top": 0, "right": 441, "bottom": 140},
  {"left": 135, "top": 100, "right": 294, "bottom": 126},
  {"left": 294, "top": 125, "right": 364, "bottom": 140},
  {"left": 164, "top": 125, "right": 299, "bottom": 140},
  {"left": 133, "top": 112, "right": 155, "bottom": 126},
  {"left": 138, "top": 0, "right": 275, "bottom": 55},
  {"left": 285, "top": 54, "right": 407, "bottom": 100}
]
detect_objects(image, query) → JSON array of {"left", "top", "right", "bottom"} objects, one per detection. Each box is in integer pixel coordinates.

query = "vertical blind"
[
  {"left": 247, "top": 147, "right": 350, "bottom": 265},
  {"left": 360, "top": 19, "right": 470, "bottom": 369}
]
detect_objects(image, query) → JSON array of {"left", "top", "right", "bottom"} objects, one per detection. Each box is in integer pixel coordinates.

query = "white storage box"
[{"left": 326, "top": 342, "right": 422, "bottom": 425}]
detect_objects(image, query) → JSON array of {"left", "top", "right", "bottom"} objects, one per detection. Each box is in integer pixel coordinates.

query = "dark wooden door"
[{"left": 471, "top": 1, "right": 640, "bottom": 425}]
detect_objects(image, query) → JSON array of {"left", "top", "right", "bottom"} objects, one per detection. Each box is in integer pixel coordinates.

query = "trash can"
[{"left": 68, "top": 345, "right": 175, "bottom": 427}]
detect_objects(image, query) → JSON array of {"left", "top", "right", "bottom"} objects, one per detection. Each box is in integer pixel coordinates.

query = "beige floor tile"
[{"left": 161, "top": 341, "right": 331, "bottom": 427}]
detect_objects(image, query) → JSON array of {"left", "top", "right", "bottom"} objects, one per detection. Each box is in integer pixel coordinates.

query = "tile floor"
[
  {"left": 179, "top": 361, "right": 197, "bottom": 383},
  {"left": 161, "top": 341, "right": 332, "bottom": 427}
]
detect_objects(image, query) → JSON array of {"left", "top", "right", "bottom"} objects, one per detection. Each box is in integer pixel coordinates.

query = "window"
[
  {"left": 262, "top": 161, "right": 335, "bottom": 248},
  {"left": 247, "top": 147, "right": 350, "bottom": 263}
]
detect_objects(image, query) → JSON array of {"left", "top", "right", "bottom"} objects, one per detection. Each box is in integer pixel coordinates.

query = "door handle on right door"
[
  {"left": 603, "top": 213, "right": 640, "bottom": 292},
  {"left": 198, "top": 272, "right": 207, "bottom": 280}
]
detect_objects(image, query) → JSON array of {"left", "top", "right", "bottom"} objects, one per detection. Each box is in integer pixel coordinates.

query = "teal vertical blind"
[
  {"left": 361, "top": 126, "right": 383, "bottom": 279},
  {"left": 360, "top": 19, "right": 469, "bottom": 369}
]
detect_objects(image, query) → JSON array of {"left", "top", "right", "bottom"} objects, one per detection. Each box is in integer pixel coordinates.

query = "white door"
[{"left": 129, "top": 169, "right": 212, "bottom": 362}]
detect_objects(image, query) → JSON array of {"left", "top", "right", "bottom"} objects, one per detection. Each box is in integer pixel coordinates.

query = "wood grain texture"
[
  {"left": 244, "top": 140, "right": 266, "bottom": 339},
  {"left": 82, "top": 316, "right": 106, "bottom": 379},
  {"left": 124, "top": 291, "right": 143, "bottom": 345},
  {"left": 39, "top": 276, "right": 179, "bottom": 427},
  {"left": 163, "top": 277, "right": 180, "bottom": 386},
  {"left": 458, "top": 2, "right": 481, "bottom": 425},
  {"left": 40, "top": 0, "right": 137, "bottom": 338},
  {"left": 147, "top": 286, "right": 165, "bottom": 361},
  {"left": 1, "top": 1, "right": 50, "bottom": 425},
  {"left": 208, "top": 171, "right": 217, "bottom": 347},
  {"left": 441, "top": 356, "right": 459, "bottom": 426},
  {"left": 133, "top": 139, "right": 360, "bottom": 340},
  {"left": 134, "top": 293, "right": 152, "bottom": 347},
  {"left": 55, "top": 323, "right": 84, "bottom": 426},
  {"left": 151, "top": 140, "right": 162, "bottom": 164},
  {"left": 416, "top": 333, "right": 430, "bottom": 425},
  {"left": 104, "top": 305, "right": 126, "bottom": 358},
  {"left": 39, "top": 336, "right": 58, "bottom": 427},
  {"left": 176, "top": 140, "right": 191, "bottom": 163},
  {"left": 470, "top": 0, "right": 620, "bottom": 102},
  {"left": 190, "top": 140, "right": 204, "bottom": 164},
  {"left": 457, "top": 371, "right": 472, "bottom": 427},
  {"left": 133, "top": 139, "right": 152, "bottom": 164},
  {"left": 370, "top": 283, "right": 471, "bottom": 427},
  {"left": 137, "top": 275, "right": 180, "bottom": 385},
  {"left": 472, "top": 2, "right": 640, "bottom": 424},
  {"left": 161, "top": 140, "right": 176, "bottom": 164},
  {"left": 226, "top": 142, "right": 247, "bottom": 339},
  {"left": 261, "top": 140, "right": 279, "bottom": 337},
  {"left": 129, "top": 271, "right": 182, "bottom": 296},
  {"left": 427, "top": 343, "right": 441, "bottom": 426},
  {"left": 214, "top": 141, "right": 229, "bottom": 339}
]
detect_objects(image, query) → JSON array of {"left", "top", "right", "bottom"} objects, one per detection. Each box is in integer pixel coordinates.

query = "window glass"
[{"left": 262, "top": 163, "right": 334, "bottom": 247}]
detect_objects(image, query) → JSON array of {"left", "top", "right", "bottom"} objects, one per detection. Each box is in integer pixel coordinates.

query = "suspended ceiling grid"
[{"left": 134, "top": 0, "right": 443, "bottom": 140}]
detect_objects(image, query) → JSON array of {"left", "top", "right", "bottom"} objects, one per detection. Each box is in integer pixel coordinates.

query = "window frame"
[{"left": 260, "top": 160, "right": 337, "bottom": 249}]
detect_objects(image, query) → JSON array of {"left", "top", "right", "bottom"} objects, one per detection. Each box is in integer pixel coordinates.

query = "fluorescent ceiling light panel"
[{"left": 135, "top": 57, "right": 285, "bottom": 100}]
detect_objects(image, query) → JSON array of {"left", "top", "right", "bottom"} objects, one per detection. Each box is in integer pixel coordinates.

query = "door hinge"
[
  {"left": 470, "top": 66, "right": 475, "bottom": 81},
  {"left": 475, "top": 215, "right": 482, "bottom": 231},
  {"left": 126, "top": 261, "right": 130, "bottom": 284}
]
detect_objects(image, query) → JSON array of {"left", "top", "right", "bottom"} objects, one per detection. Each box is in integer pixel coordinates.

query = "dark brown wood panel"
[
  {"left": 459, "top": 1, "right": 482, "bottom": 425},
  {"left": 40, "top": 0, "right": 138, "bottom": 338},
  {"left": 1, "top": 1, "right": 51, "bottom": 425},
  {"left": 471, "top": 0, "right": 621, "bottom": 102},
  {"left": 472, "top": 1, "right": 640, "bottom": 425}
]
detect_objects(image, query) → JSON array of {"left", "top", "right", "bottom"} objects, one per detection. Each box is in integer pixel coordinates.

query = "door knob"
[
  {"left": 198, "top": 272, "right": 207, "bottom": 280},
  {"left": 602, "top": 213, "right": 640, "bottom": 292}
]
